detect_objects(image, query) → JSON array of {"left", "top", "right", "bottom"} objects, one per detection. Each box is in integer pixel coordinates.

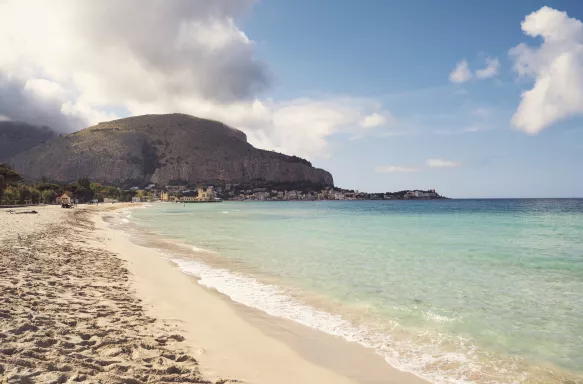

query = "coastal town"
[
  {"left": 1, "top": 162, "right": 444, "bottom": 206},
  {"left": 124, "top": 183, "right": 445, "bottom": 203}
]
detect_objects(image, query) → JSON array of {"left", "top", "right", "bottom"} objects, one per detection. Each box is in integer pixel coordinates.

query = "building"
[
  {"left": 166, "top": 185, "right": 186, "bottom": 193},
  {"left": 104, "top": 198, "right": 118, "bottom": 204},
  {"left": 160, "top": 192, "right": 170, "bottom": 202},
  {"left": 56, "top": 193, "right": 72, "bottom": 205},
  {"left": 285, "top": 190, "right": 299, "bottom": 200},
  {"left": 180, "top": 196, "right": 198, "bottom": 202},
  {"left": 132, "top": 197, "right": 141, "bottom": 203},
  {"left": 196, "top": 186, "right": 215, "bottom": 201}
]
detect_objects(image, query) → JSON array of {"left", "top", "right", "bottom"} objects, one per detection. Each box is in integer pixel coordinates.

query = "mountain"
[
  {"left": 0, "top": 122, "right": 56, "bottom": 162},
  {"left": 9, "top": 114, "right": 334, "bottom": 188}
]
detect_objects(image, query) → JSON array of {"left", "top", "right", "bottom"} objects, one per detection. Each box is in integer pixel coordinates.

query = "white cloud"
[
  {"left": 510, "top": 6, "right": 583, "bottom": 134},
  {"left": 426, "top": 158, "right": 462, "bottom": 168},
  {"left": 24, "top": 78, "right": 67, "bottom": 100},
  {"left": 475, "top": 58, "right": 500, "bottom": 79},
  {"left": 0, "top": 0, "right": 389, "bottom": 160},
  {"left": 449, "top": 60, "right": 473, "bottom": 83},
  {"left": 0, "top": 114, "right": 11, "bottom": 121},
  {"left": 359, "top": 112, "right": 391, "bottom": 129},
  {"left": 374, "top": 166, "right": 420, "bottom": 174},
  {"left": 450, "top": 58, "right": 501, "bottom": 83},
  {"left": 375, "top": 159, "right": 462, "bottom": 174}
]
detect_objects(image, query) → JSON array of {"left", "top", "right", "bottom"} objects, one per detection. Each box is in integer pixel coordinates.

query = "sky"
[{"left": 1, "top": 0, "right": 582, "bottom": 198}]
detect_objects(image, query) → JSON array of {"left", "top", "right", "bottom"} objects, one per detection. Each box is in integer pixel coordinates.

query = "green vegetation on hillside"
[{"left": 0, "top": 164, "right": 138, "bottom": 206}]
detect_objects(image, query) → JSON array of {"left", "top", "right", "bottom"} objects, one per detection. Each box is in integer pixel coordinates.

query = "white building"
[{"left": 286, "top": 190, "right": 299, "bottom": 200}]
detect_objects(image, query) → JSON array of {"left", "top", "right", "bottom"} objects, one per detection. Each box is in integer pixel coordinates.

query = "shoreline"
[{"left": 96, "top": 205, "right": 429, "bottom": 384}]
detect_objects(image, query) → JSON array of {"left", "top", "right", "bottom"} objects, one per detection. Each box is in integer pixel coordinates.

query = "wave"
[
  {"left": 167, "top": 257, "right": 529, "bottom": 384},
  {"left": 191, "top": 246, "right": 211, "bottom": 253},
  {"left": 423, "top": 311, "right": 460, "bottom": 324}
]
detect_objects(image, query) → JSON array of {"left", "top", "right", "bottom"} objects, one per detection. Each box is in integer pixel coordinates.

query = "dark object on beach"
[
  {"left": 14, "top": 210, "right": 38, "bottom": 214},
  {"left": 61, "top": 204, "right": 72, "bottom": 209}
]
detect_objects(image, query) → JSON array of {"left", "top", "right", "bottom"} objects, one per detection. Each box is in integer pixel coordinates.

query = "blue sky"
[
  {"left": 240, "top": 0, "right": 583, "bottom": 198},
  {"left": 1, "top": 0, "right": 582, "bottom": 198}
]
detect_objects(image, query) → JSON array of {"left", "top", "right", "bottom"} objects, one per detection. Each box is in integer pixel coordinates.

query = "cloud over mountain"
[{"left": 0, "top": 0, "right": 387, "bottom": 159}]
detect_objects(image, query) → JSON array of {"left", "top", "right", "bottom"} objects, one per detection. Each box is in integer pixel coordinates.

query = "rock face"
[
  {"left": 0, "top": 122, "right": 56, "bottom": 162},
  {"left": 9, "top": 114, "right": 334, "bottom": 187}
]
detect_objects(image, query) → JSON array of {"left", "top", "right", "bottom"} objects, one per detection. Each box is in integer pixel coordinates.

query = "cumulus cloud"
[
  {"left": 0, "top": 74, "right": 85, "bottom": 131},
  {"left": 0, "top": 0, "right": 268, "bottom": 130},
  {"left": 475, "top": 58, "right": 500, "bottom": 79},
  {"left": 374, "top": 166, "right": 420, "bottom": 174},
  {"left": 426, "top": 159, "right": 462, "bottom": 168},
  {"left": 359, "top": 112, "right": 391, "bottom": 129},
  {"left": 0, "top": 0, "right": 388, "bottom": 159},
  {"left": 449, "top": 58, "right": 500, "bottom": 83},
  {"left": 449, "top": 60, "right": 473, "bottom": 83},
  {"left": 510, "top": 6, "right": 583, "bottom": 134}
]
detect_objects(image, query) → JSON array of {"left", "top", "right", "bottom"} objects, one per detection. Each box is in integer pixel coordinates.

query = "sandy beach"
[{"left": 1, "top": 204, "right": 428, "bottom": 384}]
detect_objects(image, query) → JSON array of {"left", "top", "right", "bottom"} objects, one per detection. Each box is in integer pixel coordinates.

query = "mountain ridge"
[{"left": 8, "top": 114, "right": 334, "bottom": 188}]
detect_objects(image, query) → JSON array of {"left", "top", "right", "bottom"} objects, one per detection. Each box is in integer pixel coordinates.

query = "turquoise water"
[{"left": 127, "top": 200, "right": 583, "bottom": 383}]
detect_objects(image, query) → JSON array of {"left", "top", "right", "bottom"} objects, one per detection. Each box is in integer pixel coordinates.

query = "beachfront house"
[
  {"left": 196, "top": 186, "right": 215, "bottom": 201},
  {"left": 56, "top": 193, "right": 72, "bottom": 205}
]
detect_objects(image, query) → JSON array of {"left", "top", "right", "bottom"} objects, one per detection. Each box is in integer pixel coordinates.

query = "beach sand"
[
  {"left": 1, "top": 205, "right": 219, "bottom": 383},
  {"left": 1, "top": 204, "right": 428, "bottom": 384}
]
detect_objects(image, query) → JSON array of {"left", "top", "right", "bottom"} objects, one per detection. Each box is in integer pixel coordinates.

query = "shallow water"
[{"left": 127, "top": 200, "right": 583, "bottom": 383}]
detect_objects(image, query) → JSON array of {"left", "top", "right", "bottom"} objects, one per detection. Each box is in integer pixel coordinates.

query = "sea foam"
[{"left": 168, "top": 257, "right": 503, "bottom": 384}]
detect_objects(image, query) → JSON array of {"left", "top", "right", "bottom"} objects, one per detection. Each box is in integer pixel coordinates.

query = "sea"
[{"left": 116, "top": 199, "right": 583, "bottom": 383}]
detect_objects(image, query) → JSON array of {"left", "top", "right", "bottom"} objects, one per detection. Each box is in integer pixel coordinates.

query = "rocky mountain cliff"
[
  {"left": 0, "top": 122, "right": 56, "bottom": 162},
  {"left": 9, "top": 114, "right": 334, "bottom": 188}
]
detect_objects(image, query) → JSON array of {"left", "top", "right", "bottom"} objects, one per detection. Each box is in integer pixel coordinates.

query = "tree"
[
  {"left": 0, "top": 163, "right": 22, "bottom": 204},
  {"left": 42, "top": 189, "right": 57, "bottom": 204},
  {"left": 30, "top": 187, "right": 41, "bottom": 204},
  {"left": 17, "top": 185, "right": 32, "bottom": 204},
  {"left": 36, "top": 182, "right": 62, "bottom": 192},
  {"left": 90, "top": 182, "right": 103, "bottom": 195},
  {"left": 2, "top": 186, "right": 18, "bottom": 205},
  {"left": 74, "top": 177, "right": 94, "bottom": 202}
]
